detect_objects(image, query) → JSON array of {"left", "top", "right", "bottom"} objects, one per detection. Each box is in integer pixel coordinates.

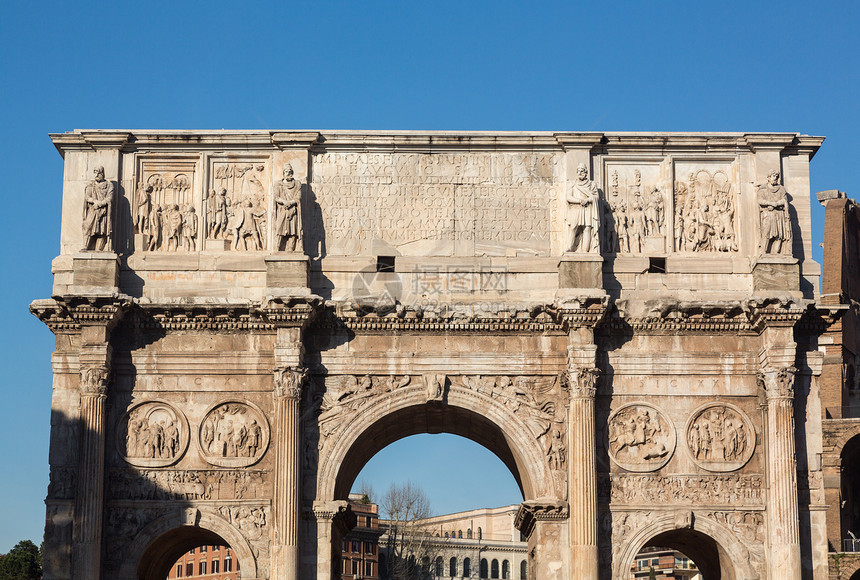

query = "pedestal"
[
  {"left": 72, "top": 252, "right": 119, "bottom": 291},
  {"left": 266, "top": 254, "right": 310, "bottom": 288},
  {"left": 752, "top": 255, "right": 799, "bottom": 292},
  {"left": 559, "top": 254, "right": 603, "bottom": 289}
]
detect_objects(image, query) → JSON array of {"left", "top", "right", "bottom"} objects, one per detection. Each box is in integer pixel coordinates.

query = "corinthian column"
[
  {"left": 272, "top": 366, "right": 306, "bottom": 580},
  {"left": 568, "top": 366, "right": 599, "bottom": 580},
  {"left": 760, "top": 366, "right": 801, "bottom": 580},
  {"left": 73, "top": 365, "right": 109, "bottom": 579}
]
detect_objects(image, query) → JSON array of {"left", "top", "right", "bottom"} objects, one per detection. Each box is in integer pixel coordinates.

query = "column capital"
[
  {"left": 564, "top": 366, "right": 600, "bottom": 399},
  {"left": 80, "top": 365, "right": 109, "bottom": 397},
  {"left": 758, "top": 366, "right": 797, "bottom": 400},
  {"left": 274, "top": 366, "right": 307, "bottom": 399},
  {"left": 514, "top": 500, "right": 569, "bottom": 538}
]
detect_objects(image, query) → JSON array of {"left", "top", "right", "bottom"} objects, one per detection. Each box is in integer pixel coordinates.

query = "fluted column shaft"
[
  {"left": 762, "top": 366, "right": 801, "bottom": 580},
  {"left": 73, "top": 365, "right": 109, "bottom": 579},
  {"left": 568, "top": 367, "right": 599, "bottom": 580},
  {"left": 273, "top": 367, "right": 304, "bottom": 580}
]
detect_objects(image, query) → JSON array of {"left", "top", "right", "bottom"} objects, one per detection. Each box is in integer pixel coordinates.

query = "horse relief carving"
[{"left": 608, "top": 403, "right": 675, "bottom": 472}]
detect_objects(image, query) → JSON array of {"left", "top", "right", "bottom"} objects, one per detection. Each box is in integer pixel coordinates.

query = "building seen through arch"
[{"left": 32, "top": 129, "right": 858, "bottom": 579}]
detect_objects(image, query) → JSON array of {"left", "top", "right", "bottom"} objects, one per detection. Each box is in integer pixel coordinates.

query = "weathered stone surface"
[{"left": 33, "top": 130, "right": 836, "bottom": 580}]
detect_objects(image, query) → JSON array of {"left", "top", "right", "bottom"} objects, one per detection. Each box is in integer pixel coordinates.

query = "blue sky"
[{"left": 1, "top": 0, "right": 858, "bottom": 552}]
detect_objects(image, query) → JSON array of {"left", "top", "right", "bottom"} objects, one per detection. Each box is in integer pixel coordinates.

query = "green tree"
[{"left": 0, "top": 540, "right": 42, "bottom": 580}]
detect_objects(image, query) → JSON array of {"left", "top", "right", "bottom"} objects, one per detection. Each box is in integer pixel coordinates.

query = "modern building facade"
[{"left": 33, "top": 129, "right": 842, "bottom": 580}]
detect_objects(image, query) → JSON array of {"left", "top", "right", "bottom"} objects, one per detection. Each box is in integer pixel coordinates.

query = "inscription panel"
[{"left": 310, "top": 152, "right": 561, "bottom": 256}]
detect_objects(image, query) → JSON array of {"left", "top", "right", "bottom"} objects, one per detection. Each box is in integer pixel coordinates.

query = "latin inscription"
[{"left": 310, "top": 152, "right": 560, "bottom": 256}]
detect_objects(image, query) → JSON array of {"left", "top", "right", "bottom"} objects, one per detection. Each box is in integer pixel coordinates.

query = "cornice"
[{"left": 30, "top": 295, "right": 130, "bottom": 333}]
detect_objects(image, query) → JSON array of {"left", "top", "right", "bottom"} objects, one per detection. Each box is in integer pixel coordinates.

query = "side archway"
[
  {"left": 614, "top": 513, "right": 759, "bottom": 580},
  {"left": 117, "top": 508, "right": 258, "bottom": 580}
]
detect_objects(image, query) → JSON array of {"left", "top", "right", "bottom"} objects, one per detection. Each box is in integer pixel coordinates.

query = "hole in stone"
[
  {"left": 648, "top": 257, "right": 666, "bottom": 273},
  {"left": 377, "top": 256, "right": 396, "bottom": 272}
]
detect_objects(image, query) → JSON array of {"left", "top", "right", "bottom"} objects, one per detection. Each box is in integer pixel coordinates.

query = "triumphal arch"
[{"left": 33, "top": 130, "right": 838, "bottom": 580}]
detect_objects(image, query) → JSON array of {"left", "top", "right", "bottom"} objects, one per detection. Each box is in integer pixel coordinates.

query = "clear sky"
[{"left": 1, "top": 0, "right": 858, "bottom": 552}]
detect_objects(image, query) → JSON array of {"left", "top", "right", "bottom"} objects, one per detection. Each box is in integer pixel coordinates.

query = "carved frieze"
[
  {"left": 673, "top": 167, "right": 737, "bottom": 253},
  {"left": 108, "top": 468, "right": 268, "bottom": 501},
  {"left": 199, "top": 402, "right": 270, "bottom": 467},
  {"left": 217, "top": 504, "right": 269, "bottom": 540},
  {"left": 600, "top": 473, "right": 764, "bottom": 506},
  {"left": 117, "top": 400, "right": 189, "bottom": 467},
  {"left": 206, "top": 160, "right": 270, "bottom": 250},
  {"left": 607, "top": 403, "right": 675, "bottom": 472},
  {"left": 685, "top": 403, "right": 756, "bottom": 471}
]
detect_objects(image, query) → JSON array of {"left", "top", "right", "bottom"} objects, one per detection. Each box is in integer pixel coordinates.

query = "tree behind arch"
[
  {"left": 0, "top": 540, "right": 42, "bottom": 580},
  {"left": 379, "top": 482, "right": 432, "bottom": 580}
]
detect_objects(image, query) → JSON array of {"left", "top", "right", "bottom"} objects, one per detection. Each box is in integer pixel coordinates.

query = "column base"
[
  {"left": 266, "top": 254, "right": 309, "bottom": 288},
  {"left": 71, "top": 252, "right": 119, "bottom": 292},
  {"left": 559, "top": 254, "right": 603, "bottom": 289},
  {"left": 752, "top": 255, "right": 799, "bottom": 292}
]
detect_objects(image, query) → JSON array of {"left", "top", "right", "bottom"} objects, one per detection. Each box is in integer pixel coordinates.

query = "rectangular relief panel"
[
  {"left": 205, "top": 156, "right": 272, "bottom": 251},
  {"left": 134, "top": 157, "right": 201, "bottom": 253},
  {"left": 309, "top": 151, "right": 562, "bottom": 257},
  {"left": 672, "top": 159, "right": 740, "bottom": 254},
  {"left": 600, "top": 158, "right": 671, "bottom": 255}
]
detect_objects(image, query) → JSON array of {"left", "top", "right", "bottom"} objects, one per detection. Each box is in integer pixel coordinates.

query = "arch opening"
[
  {"left": 842, "top": 434, "right": 860, "bottom": 550},
  {"left": 334, "top": 403, "right": 530, "bottom": 501},
  {"left": 137, "top": 527, "right": 235, "bottom": 580},
  {"left": 634, "top": 529, "right": 731, "bottom": 580}
]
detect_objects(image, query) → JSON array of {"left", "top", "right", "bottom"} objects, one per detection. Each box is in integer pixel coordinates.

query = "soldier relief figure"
[
  {"left": 608, "top": 404, "right": 675, "bottom": 472},
  {"left": 82, "top": 166, "right": 114, "bottom": 251},
  {"left": 757, "top": 169, "right": 792, "bottom": 254},
  {"left": 119, "top": 402, "right": 186, "bottom": 467},
  {"left": 687, "top": 404, "right": 755, "bottom": 471},
  {"left": 566, "top": 163, "right": 600, "bottom": 252},
  {"left": 273, "top": 164, "right": 302, "bottom": 251},
  {"left": 199, "top": 403, "right": 268, "bottom": 467}
]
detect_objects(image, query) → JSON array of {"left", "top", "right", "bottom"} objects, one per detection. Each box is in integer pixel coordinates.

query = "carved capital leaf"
[
  {"left": 274, "top": 366, "right": 306, "bottom": 399},
  {"left": 565, "top": 366, "right": 599, "bottom": 398},
  {"left": 80, "top": 365, "right": 109, "bottom": 396},
  {"left": 757, "top": 366, "right": 796, "bottom": 400}
]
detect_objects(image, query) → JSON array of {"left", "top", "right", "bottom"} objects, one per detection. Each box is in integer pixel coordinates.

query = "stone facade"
[{"left": 32, "top": 130, "right": 838, "bottom": 580}]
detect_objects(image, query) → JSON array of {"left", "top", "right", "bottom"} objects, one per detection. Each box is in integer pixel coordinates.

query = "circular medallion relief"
[
  {"left": 685, "top": 403, "right": 756, "bottom": 472},
  {"left": 607, "top": 403, "right": 676, "bottom": 472},
  {"left": 118, "top": 400, "right": 189, "bottom": 467},
  {"left": 198, "top": 401, "right": 270, "bottom": 467}
]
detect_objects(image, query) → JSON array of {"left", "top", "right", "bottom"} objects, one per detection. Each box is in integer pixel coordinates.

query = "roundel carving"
[
  {"left": 118, "top": 400, "right": 189, "bottom": 467},
  {"left": 685, "top": 403, "right": 756, "bottom": 472},
  {"left": 198, "top": 401, "right": 269, "bottom": 467},
  {"left": 607, "top": 403, "right": 676, "bottom": 472}
]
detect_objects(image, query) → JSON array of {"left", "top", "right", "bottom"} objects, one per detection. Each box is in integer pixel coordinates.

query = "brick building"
[
  {"left": 817, "top": 190, "right": 860, "bottom": 580},
  {"left": 342, "top": 494, "right": 384, "bottom": 579},
  {"left": 166, "top": 544, "right": 239, "bottom": 579}
]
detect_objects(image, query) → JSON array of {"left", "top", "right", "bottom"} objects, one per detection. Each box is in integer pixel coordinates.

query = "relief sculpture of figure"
[
  {"left": 757, "top": 169, "right": 791, "bottom": 254},
  {"left": 566, "top": 163, "right": 600, "bottom": 252},
  {"left": 206, "top": 188, "right": 229, "bottom": 239},
  {"left": 164, "top": 204, "right": 183, "bottom": 251},
  {"left": 82, "top": 166, "right": 114, "bottom": 251},
  {"left": 135, "top": 183, "right": 152, "bottom": 234},
  {"left": 273, "top": 164, "right": 302, "bottom": 252},
  {"left": 147, "top": 204, "right": 162, "bottom": 251},
  {"left": 182, "top": 205, "right": 198, "bottom": 251}
]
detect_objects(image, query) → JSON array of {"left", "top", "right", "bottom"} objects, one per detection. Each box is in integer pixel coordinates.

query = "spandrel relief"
[
  {"left": 117, "top": 401, "right": 189, "bottom": 468},
  {"left": 316, "top": 374, "right": 411, "bottom": 440},
  {"left": 602, "top": 165, "right": 667, "bottom": 254},
  {"left": 206, "top": 161, "right": 270, "bottom": 250},
  {"left": 608, "top": 403, "right": 675, "bottom": 472},
  {"left": 686, "top": 403, "right": 756, "bottom": 471},
  {"left": 198, "top": 401, "right": 270, "bottom": 467},
  {"left": 135, "top": 161, "right": 198, "bottom": 252},
  {"left": 673, "top": 166, "right": 738, "bottom": 253}
]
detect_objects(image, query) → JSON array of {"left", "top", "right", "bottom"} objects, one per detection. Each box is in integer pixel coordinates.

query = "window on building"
[
  {"left": 185, "top": 563, "right": 193, "bottom": 577},
  {"left": 464, "top": 557, "right": 471, "bottom": 576},
  {"left": 480, "top": 558, "right": 489, "bottom": 578},
  {"left": 520, "top": 560, "right": 528, "bottom": 579},
  {"left": 449, "top": 556, "right": 457, "bottom": 576},
  {"left": 365, "top": 561, "right": 373, "bottom": 576},
  {"left": 366, "top": 515, "right": 373, "bottom": 527},
  {"left": 445, "top": 531, "right": 449, "bottom": 538},
  {"left": 352, "top": 559, "right": 359, "bottom": 575},
  {"left": 224, "top": 556, "right": 232, "bottom": 572},
  {"left": 176, "top": 563, "right": 183, "bottom": 577},
  {"left": 343, "top": 539, "right": 349, "bottom": 552},
  {"left": 478, "top": 527, "right": 483, "bottom": 540},
  {"left": 212, "top": 559, "right": 219, "bottom": 573},
  {"left": 352, "top": 540, "right": 360, "bottom": 553},
  {"left": 342, "top": 559, "right": 348, "bottom": 575},
  {"left": 199, "top": 561, "right": 206, "bottom": 575},
  {"left": 491, "top": 558, "right": 500, "bottom": 578},
  {"left": 200, "top": 545, "right": 207, "bottom": 553},
  {"left": 502, "top": 559, "right": 510, "bottom": 579},
  {"left": 458, "top": 529, "right": 463, "bottom": 538},
  {"left": 189, "top": 548, "right": 195, "bottom": 554}
]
